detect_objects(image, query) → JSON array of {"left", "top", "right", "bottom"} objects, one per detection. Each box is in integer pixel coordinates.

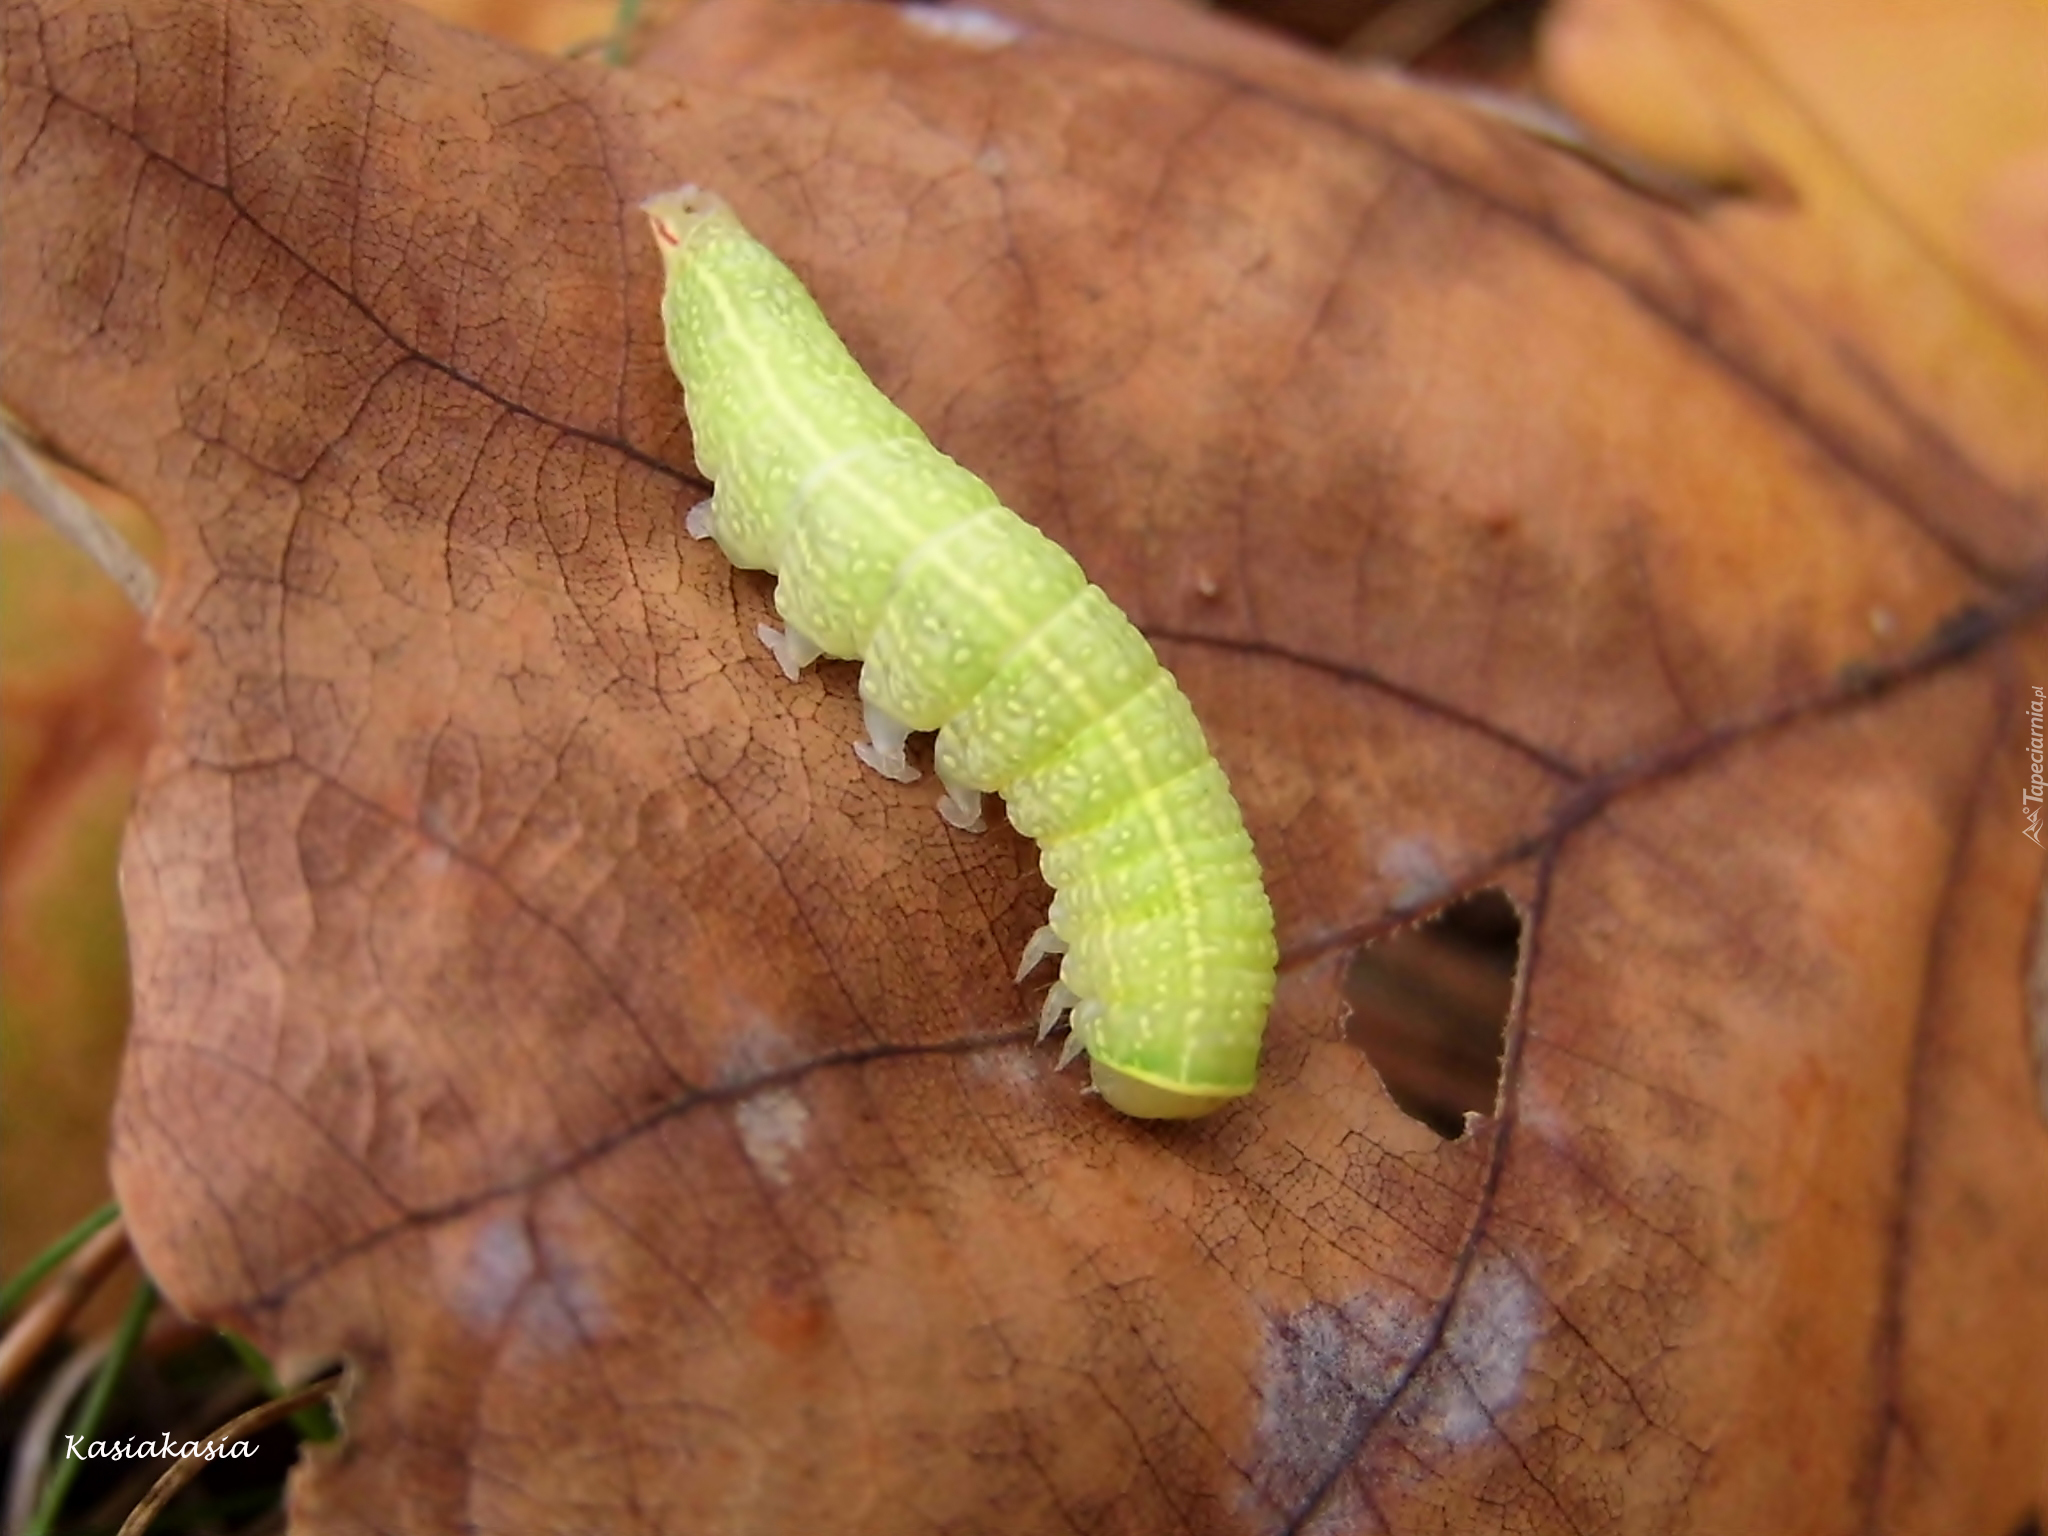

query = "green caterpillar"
[{"left": 643, "top": 186, "right": 1276, "bottom": 1118}]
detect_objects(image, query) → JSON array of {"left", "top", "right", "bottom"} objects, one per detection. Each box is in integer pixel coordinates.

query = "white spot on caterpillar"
[
  {"left": 974, "top": 146, "right": 1009, "bottom": 179},
  {"left": 735, "top": 1088, "right": 811, "bottom": 1186},
  {"left": 899, "top": 3, "right": 1024, "bottom": 48}
]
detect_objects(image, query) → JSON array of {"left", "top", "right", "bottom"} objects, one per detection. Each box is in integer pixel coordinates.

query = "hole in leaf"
[
  {"left": 1343, "top": 888, "right": 1520, "bottom": 1138},
  {"left": 1209, "top": 0, "right": 1546, "bottom": 74}
]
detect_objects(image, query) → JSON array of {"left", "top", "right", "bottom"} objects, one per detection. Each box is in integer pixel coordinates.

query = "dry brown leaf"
[{"left": 4, "top": 0, "right": 2047, "bottom": 1529}]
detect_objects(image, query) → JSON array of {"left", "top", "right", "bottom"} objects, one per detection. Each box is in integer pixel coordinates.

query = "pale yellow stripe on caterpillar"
[
  {"left": 687, "top": 238, "right": 916, "bottom": 559},
  {"left": 773, "top": 442, "right": 984, "bottom": 682}
]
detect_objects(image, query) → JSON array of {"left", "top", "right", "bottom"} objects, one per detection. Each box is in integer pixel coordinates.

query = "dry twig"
[{"left": 0, "top": 1217, "right": 130, "bottom": 1397}]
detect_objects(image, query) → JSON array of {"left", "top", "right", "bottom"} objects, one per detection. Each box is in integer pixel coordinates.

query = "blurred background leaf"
[{"left": 0, "top": 477, "right": 159, "bottom": 1310}]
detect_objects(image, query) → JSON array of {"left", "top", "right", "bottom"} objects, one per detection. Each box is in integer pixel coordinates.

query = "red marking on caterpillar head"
[{"left": 641, "top": 185, "right": 730, "bottom": 252}]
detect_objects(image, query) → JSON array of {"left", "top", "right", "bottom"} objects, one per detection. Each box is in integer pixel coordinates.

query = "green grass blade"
[
  {"left": 24, "top": 1279, "right": 156, "bottom": 1536},
  {"left": 0, "top": 1202, "right": 119, "bottom": 1320}
]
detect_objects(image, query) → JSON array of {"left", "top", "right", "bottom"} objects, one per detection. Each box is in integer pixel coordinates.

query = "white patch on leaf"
[
  {"left": 437, "top": 1211, "right": 535, "bottom": 1332},
  {"left": 735, "top": 1088, "right": 811, "bottom": 1186},
  {"left": 899, "top": 3, "right": 1025, "bottom": 48},
  {"left": 1431, "top": 1256, "right": 1539, "bottom": 1445},
  {"left": 1377, "top": 834, "right": 1451, "bottom": 911},
  {"left": 1251, "top": 1259, "right": 1543, "bottom": 1512},
  {"left": 1250, "top": 1287, "right": 1428, "bottom": 1516}
]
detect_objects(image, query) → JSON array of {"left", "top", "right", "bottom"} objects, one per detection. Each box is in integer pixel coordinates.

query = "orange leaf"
[{"left": 0, "top": 484, "right": 157, "bottom": 1294}]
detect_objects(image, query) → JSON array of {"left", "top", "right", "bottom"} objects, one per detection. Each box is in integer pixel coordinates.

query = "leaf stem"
[
  {"left": 114, "top": 1373, "right": 341, "bottom": 1536},
  {"left": 0, "top": 1216, "right": 130, "bottom": 1398},
  {"left": 218, "top": 1331, "right": 339, "bottom": 1443},
  {"left": 0, "top": 414, "right": 157, "bottom": 614}
]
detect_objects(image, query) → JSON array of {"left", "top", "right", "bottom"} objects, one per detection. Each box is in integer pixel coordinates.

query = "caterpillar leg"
[
  {"left": 757, "top": 622, "right": 824, "bottom": 681},
  {"left": 685, "top": 496, "right": 717, "bottom": 540},
  {"left": 853, "top": 699, "right": 921, "bottom": 783},
  {"left": 1015, "top": 924, "right": 1067, "bottom": 982},
  {"left": 1056, "top": 1001, "right": 1103, "bottom": 1070},
  {"left": 1037, "top": 980, "right": 1078, "bottom": 1040},
  {"left": 936, "top": 765, "right": 985, "bottom": 833}
]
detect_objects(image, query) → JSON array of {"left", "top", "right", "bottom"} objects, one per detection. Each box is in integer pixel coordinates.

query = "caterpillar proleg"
[{"left": 644, "top": 186, "right": 1277, "bottom": 1118}]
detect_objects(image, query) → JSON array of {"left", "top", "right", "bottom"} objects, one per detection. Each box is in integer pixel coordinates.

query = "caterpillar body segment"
[{"left": 644, "top": 186, "right": 1276, "bottom": 1118}]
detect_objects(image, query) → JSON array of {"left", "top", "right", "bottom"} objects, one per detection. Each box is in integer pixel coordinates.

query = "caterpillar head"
[{"left": 641, "top": 184, "right": 735, "bottom": 257}]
